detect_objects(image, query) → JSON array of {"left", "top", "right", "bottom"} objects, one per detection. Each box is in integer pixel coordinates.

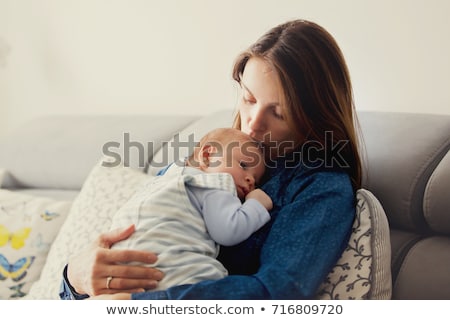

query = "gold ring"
[{"left": 106, "top": 276, "right": 113, "bottom": 290}]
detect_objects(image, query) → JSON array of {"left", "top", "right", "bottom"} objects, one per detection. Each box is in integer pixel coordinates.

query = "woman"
[{"left": 61, "top": 19, "right": 362, "bottom": 299}]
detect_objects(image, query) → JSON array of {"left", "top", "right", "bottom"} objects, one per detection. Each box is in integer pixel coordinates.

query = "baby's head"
[{"left": 187, "top": 128, "right": 265, "bottom": 200}]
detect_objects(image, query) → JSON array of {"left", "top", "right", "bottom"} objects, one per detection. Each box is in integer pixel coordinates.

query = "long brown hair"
[{"left": 232, "top": 19, "right": 362, "bottom": 191}]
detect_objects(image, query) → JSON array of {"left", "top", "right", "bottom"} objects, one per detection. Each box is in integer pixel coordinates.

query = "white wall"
[{"left": 1, "top": 0, "right": 449, "bottom": 138}]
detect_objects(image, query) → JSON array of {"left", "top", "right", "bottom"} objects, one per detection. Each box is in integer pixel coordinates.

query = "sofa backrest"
[
  {"left": 0, "top": 114, "right": 199, "bottom": 190},
  {"left": 358, "top": 111, "right": 450, "bottom": 236},
  {"left": 1, "top": 110, "right": 449, "bottom": 237},
  {"left": 357, "top": 111, "right": 450, "bottom": 299}
]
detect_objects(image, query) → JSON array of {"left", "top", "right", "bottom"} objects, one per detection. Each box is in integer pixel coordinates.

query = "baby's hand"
[{"left": 246, "top": 189, "right": 273, "bottom": 211}]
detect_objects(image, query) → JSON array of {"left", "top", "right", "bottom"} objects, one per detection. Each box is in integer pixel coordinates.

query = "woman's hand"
[{"left": 67, "top": 224, "right": 164, "bottom": 296}]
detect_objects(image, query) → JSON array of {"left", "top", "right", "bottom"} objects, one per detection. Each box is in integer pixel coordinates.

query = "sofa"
[{"left": 0, "top": 109, "right": 449, "bottom": 300}]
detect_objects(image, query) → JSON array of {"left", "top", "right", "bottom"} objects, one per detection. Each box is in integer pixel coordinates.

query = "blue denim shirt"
[{"left": 60, "top": 151, "right": 355, "bottom": 299}]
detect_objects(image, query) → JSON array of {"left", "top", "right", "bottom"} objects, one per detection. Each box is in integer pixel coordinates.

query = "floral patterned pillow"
[
  {"left": 0, "top": 190, "right": 72, "bottom": 299},
  {"left": 316, "top": 188, "right": 392, "bottom": 299}
]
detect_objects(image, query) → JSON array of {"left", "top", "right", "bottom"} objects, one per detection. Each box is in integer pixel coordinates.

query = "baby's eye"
[{"left": 239, "top": 161, "right": 248, "bottom": 169}]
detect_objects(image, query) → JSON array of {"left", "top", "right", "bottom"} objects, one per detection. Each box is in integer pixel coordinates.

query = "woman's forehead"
[{"left": 241, "top": 58, "right": 280, "bottom": 103}]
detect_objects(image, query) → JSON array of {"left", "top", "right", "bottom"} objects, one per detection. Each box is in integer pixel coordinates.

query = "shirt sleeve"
[
  {"left": 130, "top": 171, "right": 355, "bottom": 300},
  {"left": 198, "top": 189, "right": 270, "bottom": 246},
  {"left": 59, "top": 264, "right": 90, "bottom": 300}
]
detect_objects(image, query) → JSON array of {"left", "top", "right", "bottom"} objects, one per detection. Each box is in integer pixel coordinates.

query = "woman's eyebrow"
[
  {"left": 240, "top": 82, "right": 253, "bottom": 96},
  {"left": 241, "top": 82, "right": 280, "bottom": 107}
]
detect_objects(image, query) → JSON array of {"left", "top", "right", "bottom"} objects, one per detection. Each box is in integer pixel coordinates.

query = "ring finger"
[{"left": 102, "top": 276, "right": 159, "bottom": 293}]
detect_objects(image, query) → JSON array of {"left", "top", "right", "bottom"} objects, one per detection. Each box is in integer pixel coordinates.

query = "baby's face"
[{"left": 205, "top": 138, "right": 265, "bottom": 200}]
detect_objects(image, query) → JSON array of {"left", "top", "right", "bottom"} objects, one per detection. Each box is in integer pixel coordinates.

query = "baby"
[{"left": 109, "top": 127, "right": 272, "bottom": 291}]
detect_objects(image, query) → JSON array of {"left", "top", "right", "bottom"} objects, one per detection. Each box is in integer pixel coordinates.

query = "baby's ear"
[
  {"left": 205, "top": 144, "right": 219, "bottom": 155},
  {"left": 198, "top": 144, "right": 218, "bottom": 168}
]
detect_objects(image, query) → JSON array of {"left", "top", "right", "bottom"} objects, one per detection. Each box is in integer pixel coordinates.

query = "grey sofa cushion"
[
  {"left": 393, "top": 236, "right": 450, "bottom": 299},
  {"left": 359, "top": 111, "right": 450, "bottom": 234},
  {"left": 0, "top": 114, "right": 199, "bottom": 190},
  {"left": 424, "top": 152, "right": 450, "bottom": 234}
]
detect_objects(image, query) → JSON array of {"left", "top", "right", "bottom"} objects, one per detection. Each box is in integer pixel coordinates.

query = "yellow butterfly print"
[
  {"left": 0, "top": 254, "right": 35, "bottom": 282},
  {"left": 0, "top": 225, "right": 31, "bottom": 249}
]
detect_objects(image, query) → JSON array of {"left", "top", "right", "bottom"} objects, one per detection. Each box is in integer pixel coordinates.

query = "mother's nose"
[{"left": 248, "top": 107, "right": 267, "bottom": 133}]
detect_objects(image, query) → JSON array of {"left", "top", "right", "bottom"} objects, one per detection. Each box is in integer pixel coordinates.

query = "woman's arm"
[{"left": 130, "top": 170, "right": 355, "bottom": 299}]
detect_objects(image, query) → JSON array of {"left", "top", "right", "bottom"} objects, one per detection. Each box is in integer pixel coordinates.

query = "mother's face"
[{"left": 237, "top": 57, "right": 296, "bottom": 158}]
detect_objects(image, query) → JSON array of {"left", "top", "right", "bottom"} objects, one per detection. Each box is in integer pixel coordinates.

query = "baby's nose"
[{"left": 246, "top": 175, "right": 255, "bottom": 190}]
